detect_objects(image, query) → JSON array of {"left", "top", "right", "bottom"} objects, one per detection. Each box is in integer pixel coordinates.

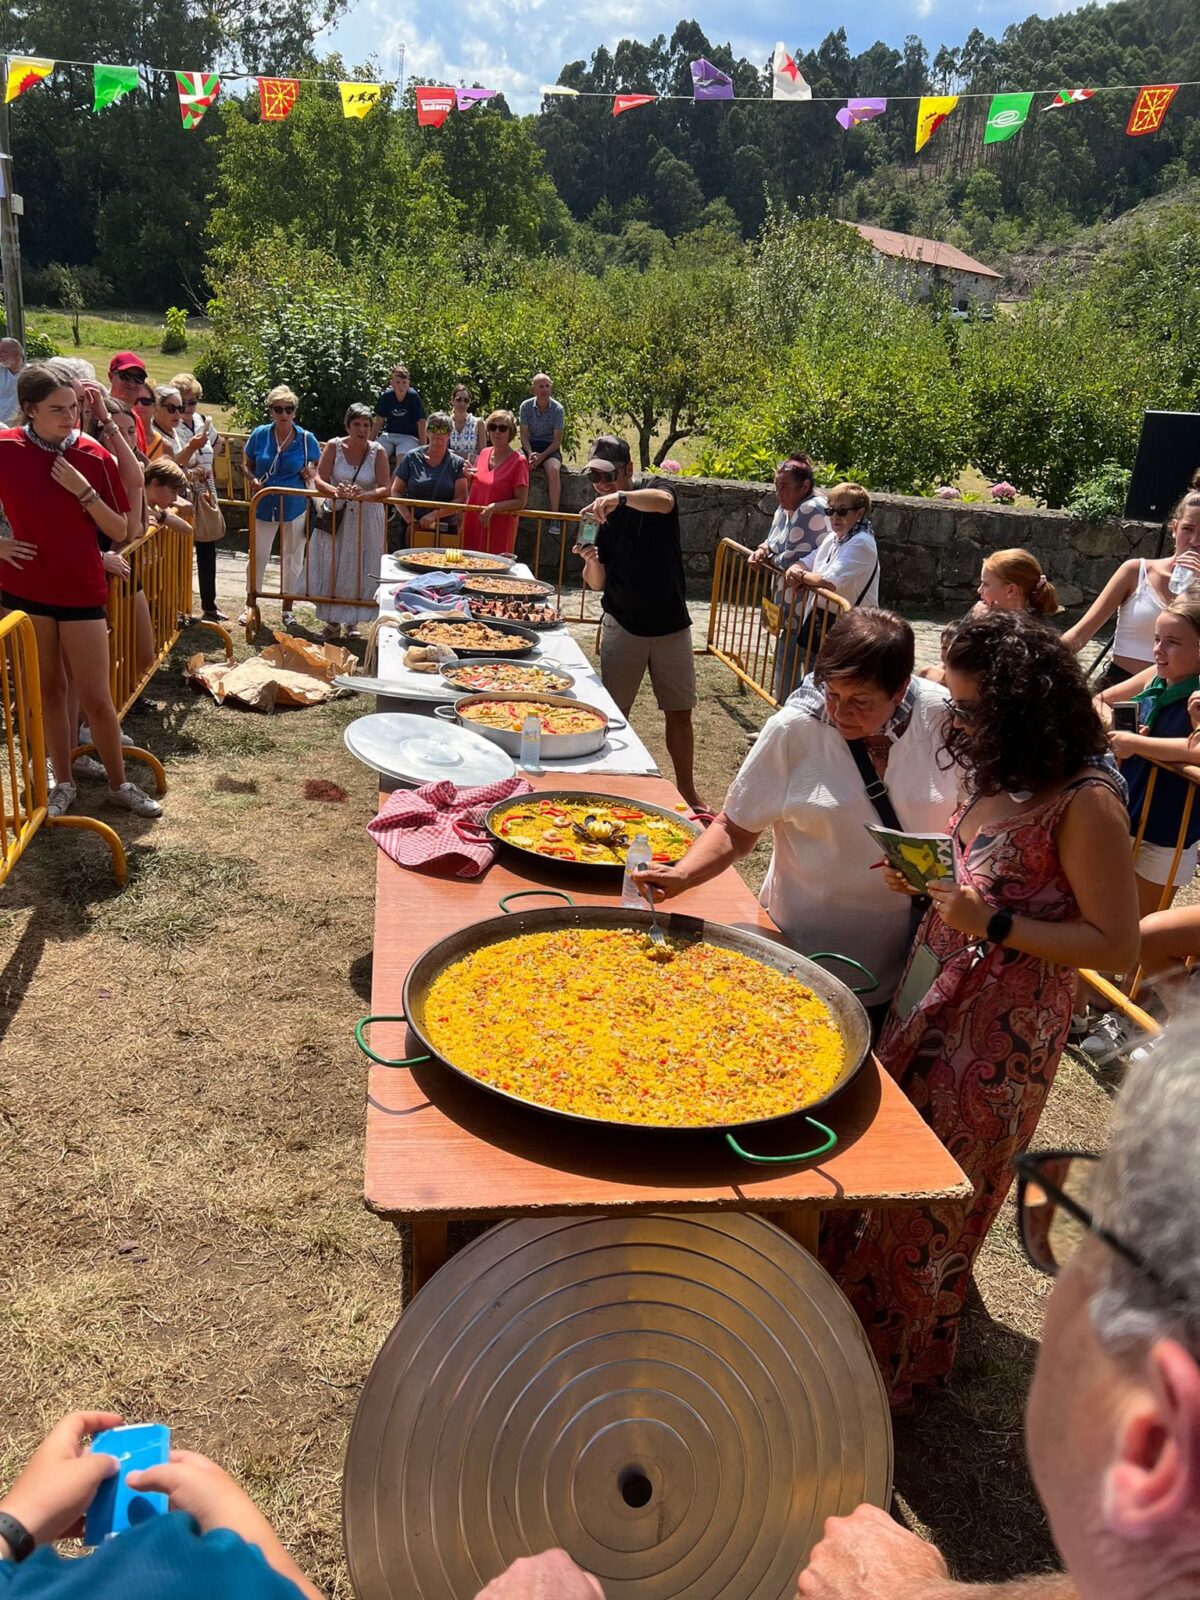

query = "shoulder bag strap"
[
  {"left": 846, "top": 737, "right": 903, "bottom": 831},
  {"left": 853, "top": 553, "right": 880, "bottom": 608}
]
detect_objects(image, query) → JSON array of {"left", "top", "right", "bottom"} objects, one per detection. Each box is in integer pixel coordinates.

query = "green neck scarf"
[{"left": 1138, "top": 674, "right": 1200, "bottom": 733}]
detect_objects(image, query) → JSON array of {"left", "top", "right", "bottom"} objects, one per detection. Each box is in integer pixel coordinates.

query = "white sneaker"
[
  {"left": 107, "top": 781, "right": 163, "bottom": 819},
  {"left": 47, "top": 781, "right": 77, "bottom": 818},
  {"left": 72, "top": 754, "right": 107, "bottom": 779},
  {"left": 80, "top": 723, "right": 132, "bottom": 749},
  {"left": 238, "top": 609, "right": 252, "bottom": 627},
  {"left": 1079, "top": 1011, "right": 1151, "bottom": 1066},
  {"left": 282, "top": 610, "right": 297, "bottom": 627}
]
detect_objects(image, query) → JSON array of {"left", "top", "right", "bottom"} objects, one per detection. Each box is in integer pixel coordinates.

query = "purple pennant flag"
[
  {"left": 690, "top": 58, "right": 734, "bottom": 101},
  {"left": 456, "top": 87, "right": 496, "bottom": 110},
  {"left": 835, "top": 97, "right": 887, "bottom": 130}
]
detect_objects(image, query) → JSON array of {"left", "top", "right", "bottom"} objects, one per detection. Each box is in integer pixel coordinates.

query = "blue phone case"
[{"left": 84, "top": 1424, "right": 170, "bottom": 1544}]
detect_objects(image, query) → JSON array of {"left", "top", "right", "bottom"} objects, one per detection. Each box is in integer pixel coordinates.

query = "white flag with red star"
[{"left": 772, "top": 43, "right": 811, "bottom": 101}]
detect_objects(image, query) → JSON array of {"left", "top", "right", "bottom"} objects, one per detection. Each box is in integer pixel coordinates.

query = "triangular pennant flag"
[
  {"left": 542, "top": 85, "right": 580, "bottom": 96},
  {"left": 258, "top": 77, "right": 299, "bottom": 120},
  {"left": 1044, "top": 88, "right": 1094, "bottom": 109},
  {"left": 836, "top": 97, "right": 887, "bottom": 130},
  {"left": 340, "top": 81, "right": 383, "bottom": 119},
  {"left": 5, "top": 58, "right": 54, "bottom": 103},
  {"left": 915, "top": 95, "right": 958, "bottom": 152},
  {"left": 414, "top": 86, "right": 454, "bottom": 126},
  {"left": 1127, "top": 84, "right": 1179, "bottom": 136},
  {"left": 175, "top": 71, "right": 220, "bottom": 128},
  {"left": 456, "top": 88, "right": 496, "bottom": 110},
  {"left": 690, "top": 59, "right": 734, "bottom": 101},
  {"left": 984, "top": 91, "right": 1033, "bottom": 144},
  {"left": 771, "top": 43, "right": 811, "bottom": 101},
  {"left": 613, "top": 93, "right": 656, "bottom": 117},
  {"left": 93, "top": 64, "right": 139, "bottom": 111}
]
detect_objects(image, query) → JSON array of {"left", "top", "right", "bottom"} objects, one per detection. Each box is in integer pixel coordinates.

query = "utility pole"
[{"left": 0, "top": 73, "right": 25, "bottom": 348}]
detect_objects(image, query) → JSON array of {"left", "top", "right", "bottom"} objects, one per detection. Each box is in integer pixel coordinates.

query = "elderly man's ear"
[{"left": 1104, "top": 1339, "right": 1200, "bottom": 1537}]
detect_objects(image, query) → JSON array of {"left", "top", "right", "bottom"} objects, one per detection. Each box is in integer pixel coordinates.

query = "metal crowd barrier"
[
  {"left": 243, "top": 487, "right": 590, "bottom": 639},
  {"left": 0, "top": 612, "right": 127, "bottom": 886},
  {"left": 703, "top": 537, "right": 850, "bottom": 706},
  {"left": 212, "top": 431, "right": 249, "bottom": 507}
]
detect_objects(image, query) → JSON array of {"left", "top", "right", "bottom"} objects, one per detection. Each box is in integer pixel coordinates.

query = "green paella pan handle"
[
  {"left": 725, "top": 1119, "right": 838, "bottom": 1165},
  {"left": 354, "top": 1013, "right": 432, "bottom": 1069},
  {"left": 805, "top": 952, "right": 877, "bottom": 995},
  {"left": 499, "top": 889, "right": 575, "bottom": 912}
]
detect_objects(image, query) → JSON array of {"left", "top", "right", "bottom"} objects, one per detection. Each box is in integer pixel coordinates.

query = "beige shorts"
[
  {"left": 1135, "top": 837, "right": 1200, "bottom": 888},
  {"left": 599, "top": 614, "right": 697, "bottom": 712}
]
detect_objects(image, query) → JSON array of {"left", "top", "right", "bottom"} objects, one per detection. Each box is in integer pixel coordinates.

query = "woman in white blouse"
[
  {"left": 636, "top": 608, "right": 958, "bottom": 1015},
  {"left": 447, "top": 383, "right": 485, "bottom": 464}
]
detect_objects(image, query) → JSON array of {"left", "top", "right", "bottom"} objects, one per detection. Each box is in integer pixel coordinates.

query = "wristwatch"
[
  {"left": 617, "top": 491, "right": 627, "bottom": 508},
  {"left": 0, "top": 1511, "right": 35, "bottom": 1563},
  {"left": 986, "top": 909, "right": 1013, "bottom": 946}
]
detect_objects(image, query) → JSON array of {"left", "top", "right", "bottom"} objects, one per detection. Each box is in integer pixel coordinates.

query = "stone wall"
[{"left": 525, "top": 468, "right": 1162, "bottom": 615}]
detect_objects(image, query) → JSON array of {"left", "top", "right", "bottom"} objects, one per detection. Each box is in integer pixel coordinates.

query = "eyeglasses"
[
  {"left": 271, "top": 404, "right": 296, "bottom": 415},
  {"left": 487, "top": 423, "right": 510, "bottom": 434},
  {"left": 1014, "top": 1150, "right": 1175, "bottom": 1304},
  {"left": 827, "top": 504, "right": 860, "bottom": 517},
  {"left": 134, "top": 396, "right": 153, "bottom": 406},
  {"left": 946, "top": 698, "right": 978, "bottom": 723},
  {"left": 161, "top": 402, "right": 183, "bottom": 414}
]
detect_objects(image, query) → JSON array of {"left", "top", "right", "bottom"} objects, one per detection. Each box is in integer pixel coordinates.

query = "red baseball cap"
[{"left": 109, "top": 351, "right": 147, "bottom": 376}]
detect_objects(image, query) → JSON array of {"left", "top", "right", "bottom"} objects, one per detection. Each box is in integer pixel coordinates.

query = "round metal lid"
[
  {"left": 343, "top": 1212, "right": 892, "bottom": 1600},
  {"left": 343, "top": 711, "right": 516, "bottom": 787}
]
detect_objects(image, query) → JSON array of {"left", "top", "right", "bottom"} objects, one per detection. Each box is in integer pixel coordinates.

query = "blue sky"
[{"left": 315, "top": 0, "right": 1091, "bottom": 110}]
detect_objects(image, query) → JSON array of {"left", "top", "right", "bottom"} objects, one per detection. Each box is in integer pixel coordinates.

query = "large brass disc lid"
[{"left": 344, "top": 1213, "right": 892, "bottom": 1599}]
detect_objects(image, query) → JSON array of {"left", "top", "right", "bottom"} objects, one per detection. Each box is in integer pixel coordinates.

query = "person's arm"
[
  {"left": 389, "top": 466, "right": 415, "bottom": 527},
  {"left": 926, "top": 781, "right": 1139, "bottom": 971},
  {"left": 1061, "top": 561, "right": 1138, "bottom": 653},
  {"left": 417, "top": 417, "right": 427, "bottom": 447},
  {"left": 634, "top": 811, "right": 761, "bottom": 901},
  {"left": 576, "top": 544, "right": 606, "bottom": 590},
  {"left": 244, "top": 438, "right": 262, "bottom": 499},
  {"left": 1098, "top": 665, "right": 1156, "bottom": 705},
  {"left": 0, "top": 1411, "right": 122, "bottom": 1552},
  {"left": 1109, "top": 729, "right": 1200, "bottom": 767},
  {"left": 49, "top": 456, "right": 129, "bottom": 543},
  {"left": 370, "top": 413, "right": 384, "bottom": 441},
  {"left": 310, "top": 441, "right": 338, "bottom": 498},
  {"left": 519, "top": 414, "right": 532, "bottom": 457},
  {"left": 451, "top": 472, "right": 468, "bottom": 533},
  {"left": 584, "top": 487, "right": 675, "bottom": 523},
  {"left": 474, "top": 418, "right": 486, "bottom": 457},
  {"left": 793, "top": 534, "right": 874, "bottom": 600},
  {"left": 478, "top": 458, "right": 529, "bottom": 525},
  {"left": 84, "top": 385, "right": 141, "bottom": 520},
  {"left": 362, "top": 444, "right": 391, "bottom": 501}
]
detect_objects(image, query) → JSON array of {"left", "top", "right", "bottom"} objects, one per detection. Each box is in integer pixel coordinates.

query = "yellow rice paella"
[{"left": 421, "top": 927, "right": 845, "bottom": 1127}]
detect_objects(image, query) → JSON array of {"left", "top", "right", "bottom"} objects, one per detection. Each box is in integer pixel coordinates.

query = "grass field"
[{"left": 0, "top": 569, "right": 1124, "bottom": 1593}]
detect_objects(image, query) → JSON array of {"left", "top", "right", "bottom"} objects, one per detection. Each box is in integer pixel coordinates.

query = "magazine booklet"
[{"left": 865, "top": 824, "right": 957, "bottom": 893}]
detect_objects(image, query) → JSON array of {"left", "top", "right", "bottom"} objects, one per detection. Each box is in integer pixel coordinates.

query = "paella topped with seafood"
[{"left": 421, "top": 926, "right": 845, "bottom": 1128}]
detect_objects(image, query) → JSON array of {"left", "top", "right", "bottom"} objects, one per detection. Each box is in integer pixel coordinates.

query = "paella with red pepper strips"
[
  {"left": 490, "top": 795, "right": 698, "bottom": 865},
  {"left": 422, "top": 926, "right": 844, "bottom": 1127}
]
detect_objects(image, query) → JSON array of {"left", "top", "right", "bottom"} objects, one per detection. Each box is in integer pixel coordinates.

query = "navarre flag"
[
  {"left": 93, "top": 64, "right": 139, "bottom": 111},
  {"left": 456, "top": 88, "right": 496, "bottom": 110},
  {"left": 835, "top": 97, "right": 886, "bottom": 130},
  {"left": 1127, "top": 84, "right": 1179, "bottom": 136},
  {"left": 772, "top": 43, "right": 811, "bottom": 101},
  {"left": 690, "top": 59, "right": 734, "bottom": 101},
  {"left": 258, "top": 77, "right": 299, "bottom": 120},
  {"left": 415, "top": 86, "right": 455, "bottom": 126},
  {"left": 175, "top": 72, "right": 220, "bottom": 128},
  {"left": 984, "top": 91, "right": 1033, "bottom": 144},
  {"left": 5, "top": 58, "right": 53, "bottom": 103},
  {"left": 613, "top": 93, "right": 655, "bottom": 117},
  {"left": 1045, "top": 88, "right": 1093, "bottom": 109},
  {"left": 341, "top": 81, "right": 383, "bottom": 119},
  {"left": 915, "top": 94, "right": 958, "bottom": 152}
]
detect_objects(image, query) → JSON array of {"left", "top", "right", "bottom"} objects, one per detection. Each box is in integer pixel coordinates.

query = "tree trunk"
[{"left": 653, "top": 428, "right": 690, "bottom": 466}]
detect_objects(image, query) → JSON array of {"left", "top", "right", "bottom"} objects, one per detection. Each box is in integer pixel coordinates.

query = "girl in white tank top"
[{"left": 1112, "top": 558, "right": 1166, "bottom": 667}]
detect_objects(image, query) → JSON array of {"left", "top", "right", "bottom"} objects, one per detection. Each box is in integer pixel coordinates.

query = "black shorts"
[
  {"left": 1, "top": 591, "right": 107, "bottom": 622},
  {"left": 529, "top": 447, "right": 562, "bottom": 466}
]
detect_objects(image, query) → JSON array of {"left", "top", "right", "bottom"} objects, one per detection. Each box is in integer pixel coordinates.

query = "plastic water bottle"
[
  {"left": 621, "top": 833, "right": 653, "bottom": 908},
  {"left": 1170, "top": 561, "right": 1195, "bottom": 595},
  {"left": 519, "top": 713, "right": 542, "bottom": 773}
]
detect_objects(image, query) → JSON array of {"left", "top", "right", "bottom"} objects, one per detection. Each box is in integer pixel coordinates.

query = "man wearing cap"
[
  {"left": 108, "top": 352, "right": 150, "bottom": 450},
  {"left": 574, "top": 435, "right": 704, "bottom": 809}
]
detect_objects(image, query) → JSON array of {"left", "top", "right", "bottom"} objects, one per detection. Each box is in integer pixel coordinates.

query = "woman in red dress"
[{"left": 461, "top": 409, "right": 529, "bottom": 556}]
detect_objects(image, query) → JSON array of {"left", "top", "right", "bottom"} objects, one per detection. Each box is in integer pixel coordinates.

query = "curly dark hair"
[{"left": 942, "top": 610, "right": 1108, "bottom": 796}]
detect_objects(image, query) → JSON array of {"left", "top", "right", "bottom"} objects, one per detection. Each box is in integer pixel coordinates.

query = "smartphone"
[
  {"left": 1112, "top": 701, "right": 1140, "bottom": 733},
  {"left": 85, "top": 1424, "right": 170, "bottom": 1544}
]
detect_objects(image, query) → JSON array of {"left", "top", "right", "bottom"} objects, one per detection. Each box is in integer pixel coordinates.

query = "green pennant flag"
[
  {"left": 984, "top": 91, "right": 1033, "bottom": 144},
  {"left": 93, "top": 63, "right": 139, "bottom": 111}
]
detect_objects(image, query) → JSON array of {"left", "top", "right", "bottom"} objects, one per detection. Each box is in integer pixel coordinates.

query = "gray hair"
[
  {"left": 1089, "top": 1028, "right": 1200, "bottom": 1355},
  {"left": 45, "top": 355, "right": 96, "bottom": 384},
  {"left": 426, "top": 410, "right": 452, "bottom": 433},
  {"left": 344, "top": 402, "right": 372, "bottom": 429},
  {"left": 0, "top": 338, "right": 22, "bottom": 361},
  {"left": 154, "top": 384, "right": 183, "bottom": 408}
]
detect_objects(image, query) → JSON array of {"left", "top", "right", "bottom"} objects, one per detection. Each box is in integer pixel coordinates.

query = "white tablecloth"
[{"left": 371, "top": 557, "right": 660, "bottom": 777}]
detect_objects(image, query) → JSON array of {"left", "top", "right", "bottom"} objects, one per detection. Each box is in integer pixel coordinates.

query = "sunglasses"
[
  {"left": 161, "top": 402, "right": 183, "bottom": 414},
  {"left": 117, "top": 370, "right": 147, "bottom": 383},
  {"left": 271, "top": 404, "right": 296, "bottom": 414},
  {"left": 487, "top": 423, "right": 510, "bottom": 433},
  {"left": 588, "top": 468, "right": 617, "bottom": 483},
  {"left": 827, "top": 504, "right": 860, "bottom": 516},
  {"left": 946, "top": 698, "right": 978, "bottom": 723},
  {"left": 133, "top": 396, "right": 153, "bottom": 406},
  {"left": 182, "top": 398, "right": 198, "bottom": 408}
]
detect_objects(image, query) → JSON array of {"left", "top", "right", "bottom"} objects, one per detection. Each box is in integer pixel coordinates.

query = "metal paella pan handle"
[
  {"left": 355, "top": 1013, "right": 433, "bottom": 1068},
  {"left": 805, "top": 952, "right": 877, "bottom": 995},
  {"left": 498, "top": 889, "right": 575, "bottom": 912},
  {"left": 725, "top": 1118, "right": 838, "bottom": 1165}
]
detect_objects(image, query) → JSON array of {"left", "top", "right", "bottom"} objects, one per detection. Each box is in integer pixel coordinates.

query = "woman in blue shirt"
[{"left": 241, "top": 386, "right": 321, "bottom": 629}]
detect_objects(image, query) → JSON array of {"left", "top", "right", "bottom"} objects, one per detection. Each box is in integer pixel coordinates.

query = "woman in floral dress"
[{"left": 823, "top": 611, "right": 1140, "bottom": 1409}]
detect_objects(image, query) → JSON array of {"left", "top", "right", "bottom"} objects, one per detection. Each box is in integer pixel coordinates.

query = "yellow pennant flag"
[
  {"left": 915, "top": 94, "right": 958, "bottom": 152},
  {"left": 5, "top": 57, "right": 54, "bottom": 103},
  {"left": 340, "top": 81, "right": 382, "bottom": 119}
]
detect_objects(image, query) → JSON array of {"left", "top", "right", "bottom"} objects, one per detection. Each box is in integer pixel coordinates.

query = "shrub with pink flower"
[
  {"left": 659, "top": 458, "right": 682, "bottom": 474},
  {"left": 935, "top": 485, "right": 962, "bottom": 501},
  {"left": 990, "top": 481, "right": 1017, "bottom": 504}
]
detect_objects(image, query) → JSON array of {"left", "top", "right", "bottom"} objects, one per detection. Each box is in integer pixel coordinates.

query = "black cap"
[{"left": 585, "top": 435, "right": 631, "bottom": 472}]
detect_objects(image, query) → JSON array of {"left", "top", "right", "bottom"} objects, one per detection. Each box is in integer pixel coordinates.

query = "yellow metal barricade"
[
  {"left": 703, "top": 537, "right": 849, "bottom": 707},
  {"left": 212, "top": 431, "right": 250, "bottom": 508},
  {"left": 0, "top": 612, "right": 126, "bottom": 886}
]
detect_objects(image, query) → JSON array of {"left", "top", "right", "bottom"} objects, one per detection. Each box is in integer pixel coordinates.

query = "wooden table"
[{"left": 365, "top": 774, "right": 970, "bottom": 1294}]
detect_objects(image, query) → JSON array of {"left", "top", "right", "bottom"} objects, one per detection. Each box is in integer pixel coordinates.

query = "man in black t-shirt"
[
  {"left": 574, "top": 435, "right": 704, "bottom": 808},
  {"left": 371, "top": 364, "right": 427, "bottom": 469}
]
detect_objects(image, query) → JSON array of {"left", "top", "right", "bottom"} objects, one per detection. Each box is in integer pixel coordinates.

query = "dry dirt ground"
[{"left": 0, "top": 574, "right": 1125, "bottom": 1594}]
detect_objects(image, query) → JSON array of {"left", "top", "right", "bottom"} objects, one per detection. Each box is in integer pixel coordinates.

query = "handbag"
[{"left": 190, "top": 482, "right": 226, "bottom": 544}]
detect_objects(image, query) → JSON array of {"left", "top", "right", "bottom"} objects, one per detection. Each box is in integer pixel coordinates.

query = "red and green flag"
[{"left": 175, "top": 71, "right": 220, "bottom": 129}]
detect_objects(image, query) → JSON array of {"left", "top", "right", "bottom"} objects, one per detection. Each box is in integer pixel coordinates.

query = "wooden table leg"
[
  {"left": 409, "top": 1217, "right": 449, "bottom": 1297},
  {"left": 765, "top": 1209, "right": 820, "bottom": 1256}
]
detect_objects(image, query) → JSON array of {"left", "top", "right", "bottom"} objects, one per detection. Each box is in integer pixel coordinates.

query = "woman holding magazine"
[
  {"left": 822, "top": 609, "right": 1139, "bottom": 1411},
  {"left": 634, "top": 609, "right": 958, "bottom": 1016}
]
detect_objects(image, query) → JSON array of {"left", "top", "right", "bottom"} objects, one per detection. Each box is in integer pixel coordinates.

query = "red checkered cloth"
[{"left": 367, "top": 776, "right": 534, "bottom": 879}]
